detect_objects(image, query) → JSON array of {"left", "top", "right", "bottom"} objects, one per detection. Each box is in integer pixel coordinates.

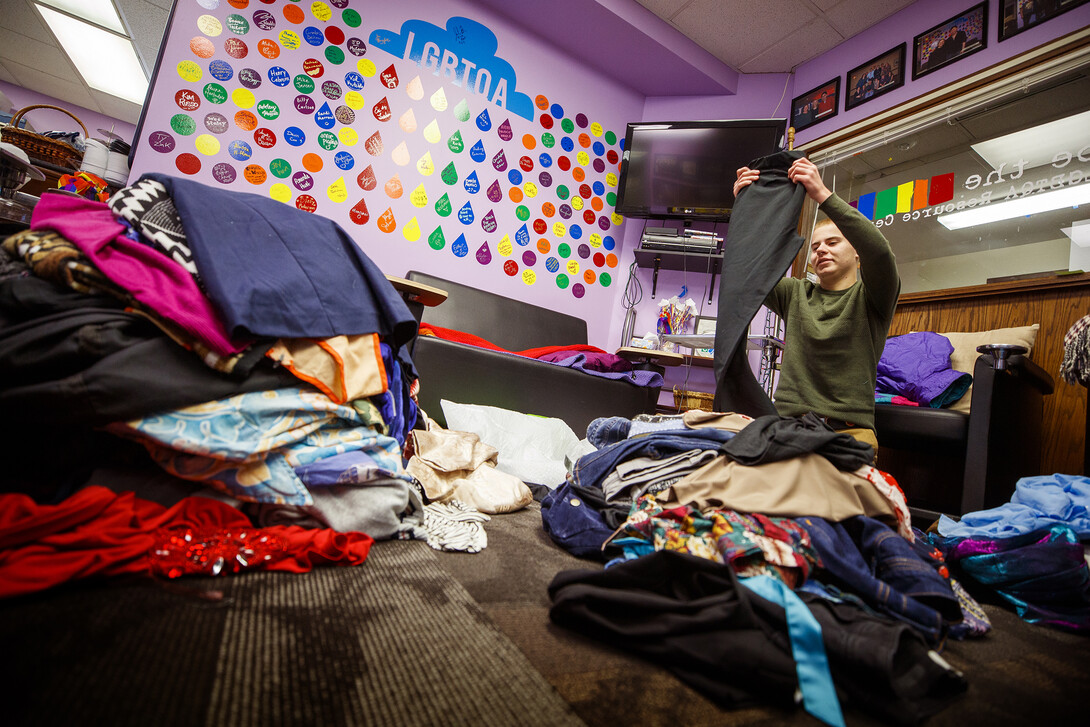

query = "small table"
[
  {"left": 615, "top": 346, "right": 685, "bottom": 376},
  {"left": 386, "top": 275, "right": 448, "bottom": 325}
]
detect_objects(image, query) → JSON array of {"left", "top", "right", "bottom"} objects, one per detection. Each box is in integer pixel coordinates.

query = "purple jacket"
[{"left": 876, "top": 332, "right": 972, "bottom": 408}]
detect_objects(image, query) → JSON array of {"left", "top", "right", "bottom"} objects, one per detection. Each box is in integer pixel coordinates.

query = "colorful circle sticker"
[
  {"left": 238, "top": 67, "right": 262, "bottom": 88},
  {"left": 293, "top": 74, "right": 315, "bottom": 93},
  {"left": 208, "top": 60, "right": 234, "bottom": 82},
  {"left": 175, "top": 89, "right": 201, "bottom": 111},
  {"left": 224, "top": 37, "right": 248, "bottom": 59},
  {"left": 228, "top": 140, "right": 253, "bottom": 162},
  {"left": 312, "top": 2, "right": 333, "bottom": 21},
  {"left": 148, "top": 130, "right": 177, "bottom": 153},
  {"left": 225, "top": 14, "right": 249, "bottom": 35},
  {"left": 195, "top": 133, "right": 221, "bottom": 155},
  {"left": 269, "top": 183, "right": 291, "bottom": 202},
  {"left": 190, "top": 37, "right": 215, "bottom": 58},
  {"left": 254, "top": 127, "right": 277, "bottom": 148},
  {"left": 343, "top": 9, "right": 362, "bottom": 27},
  {"left": 302, "top": 58, "right": 325, "bottom": 78},
  {"left": 231, "top": 88, "right": 256, "bottom": 108},
  {"left": 234, "top": 110, "right": 258, "bottom": 130},
  {"left": 204, "top": 112, "right": 228, "bottom": 133},
  {"left": 203, "top": 82, "right": 227, "bottom": 104},
  {"left": 325, "top": 25, "right": 346, "bottom": 45},
  {"left": 170, "top": 114, "right": 196, "bottom": 135},
  {"left": 177, "top": 61, "right": 203, "bottom": 82},
  {"left": 325, "top": 46, "right": 345, "bottom": 65},
  {"left": 253, "top": 10, "right": 276, "bottom": 31},
  {"left": 197, "top": 15, "right": 223, "bottom": 36},
  {"left": 284, "top": 126, "right": 306, "bottom": 146},
  {"left": 256, "top": 99, "right": 280, "bottom": 120},
  {"left": 270, "top": 158, "right": 292, "bottom": 178},
  {"left": 268, "top": 66, "right": 290, "bottom": 86},
  {"left": 346, "top": 37, "right": 366, "bottom": 56},
  {"left": 176, "top": 152, "right": 200, "bottom": 174},
  {"left": 244, "top": 164, "right": 267, "bottom": 184},
  {"left": 258, "top": 38, "right": 280, "bottom": 58},
  {"left": 303, "top": 26, "right": 324, "bottom": 46}
]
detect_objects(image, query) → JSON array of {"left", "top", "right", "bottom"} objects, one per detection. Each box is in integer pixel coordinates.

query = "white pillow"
[{"left": 940, "top": 324, "right": 1039, "bottom": 414}]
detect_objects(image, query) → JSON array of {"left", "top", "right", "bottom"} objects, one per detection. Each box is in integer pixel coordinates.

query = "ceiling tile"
[
  {"left": 116, "top": 0, "right": 169, "bottom": 73},
  {"left": 2, "top": 59, "right": 101, "bottom": 114},
  {"left": 807, "top": 0, "right": 843, "bottom": 12},
  {"left": 671, "top": 0, "right": 816, "bottom": 70},
  {"left": 635, "top": 0, "right": 696, "bottom": 22},
  {"left": 738, "top": 18, "right": 842, "bottom": 73},
  {"left": 823, "top": 0, "right": 915, "bottom": 39},
  {"left": 141, "top": 0, "right": 174, "bottom": 9},
  {"left": 0, "top": 60, "right": 20, "bottom": 87},
  {"left": 88, "top": 88, "right": 142, "bottom": 125},
  {"left": 0, "top": 0, "right": 54, "bottom": 45},
  {"left": 0, "top": 26, "right": 77, "bottom": 79}
]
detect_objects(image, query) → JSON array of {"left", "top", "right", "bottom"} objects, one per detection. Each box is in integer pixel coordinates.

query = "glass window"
[{"left": 803, "top": 46, "right": 1090, "bottom": 294}]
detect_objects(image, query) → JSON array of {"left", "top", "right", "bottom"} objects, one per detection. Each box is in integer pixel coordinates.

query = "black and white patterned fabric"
[{"left": 109, "top": 178, "right": 200, "bottom": 278}]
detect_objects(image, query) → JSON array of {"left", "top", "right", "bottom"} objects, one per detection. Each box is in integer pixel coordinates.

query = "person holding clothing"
[{"left": 732, "top": 157, "right": 900, "bottom": 452}]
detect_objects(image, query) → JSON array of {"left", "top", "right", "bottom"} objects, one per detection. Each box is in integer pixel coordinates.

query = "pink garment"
[{"left": 31, "top": 193, "right": 247, "bottom": 356}]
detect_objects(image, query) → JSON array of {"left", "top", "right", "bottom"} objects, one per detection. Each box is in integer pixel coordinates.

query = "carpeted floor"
[{"left": 2, "top": 499, "right": 1087, "bottom": 727}]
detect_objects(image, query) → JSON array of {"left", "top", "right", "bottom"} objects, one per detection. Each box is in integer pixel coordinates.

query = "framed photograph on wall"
[
  {"left": 999, "top": 0, "right": 1089, "bottom": 41},
  {"left": 913, "top": 3, "right": 988, "bottom": 80},
  {"left": 692, "top": 316, "right": 716, "bottom": 359},
  {"left": 790, "top": 77, "right": 841, "bottom": 133},
  {"left": 845, "top": 43, "right": 906, "bottom": 111}
]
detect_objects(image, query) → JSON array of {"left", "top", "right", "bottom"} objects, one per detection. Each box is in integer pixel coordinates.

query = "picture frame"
[
  {"left": 845, "top": 43, "right": 906, "bottom": 111},
  {"left": 999, "top": 0, "right": 1089, "bottom": 42},
  {"left": 790, "top": 77, "right": 841, "bottom": 133},
  {"left": 692, "top": 316, "right": 716, "bottom": 359},
  {"left": 913, "top": 3, "right": 988, "bottom": 80}
]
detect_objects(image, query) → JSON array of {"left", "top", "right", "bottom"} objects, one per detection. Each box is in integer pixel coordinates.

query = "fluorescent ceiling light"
[
  {"left": 36, "top": 0, "right": 125, "bottom": 34},
  {"left": 1061, "top": 219, "right": 1090, "bottom": 248},
  {"left": 970, "top": 109, "right": 1090, "bottom": 173},
  {"left": 36, "top": 6, "right": 147, "bottom": 105},
  {"left": 937, "top": 183, "right": 1090, "bottom": 230}
]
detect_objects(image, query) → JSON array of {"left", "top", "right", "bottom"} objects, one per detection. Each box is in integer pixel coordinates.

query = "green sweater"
[{"left": 763, "top": 193, "right": 900, "bottom": 431}]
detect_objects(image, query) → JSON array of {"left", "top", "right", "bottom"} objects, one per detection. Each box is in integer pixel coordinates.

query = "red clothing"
[
  {"left": 0, "top": 486, "right": 373, "bottom": 598},
  {"left": 418, "top": 321, "right": 607, "bottom": 359}
]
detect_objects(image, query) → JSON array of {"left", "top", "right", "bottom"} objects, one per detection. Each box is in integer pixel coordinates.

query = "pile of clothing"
[
  {"left": 0, "top": 173, "right": 512, "bottom": 595},
  {"left": 542, "top": 411, "right": 979, "bottom": 726}
]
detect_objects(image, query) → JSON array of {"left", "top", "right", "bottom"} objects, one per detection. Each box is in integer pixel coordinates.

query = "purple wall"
[
  {"left": 0, "top": 80, "right": 137, "bottom": 144},
  {"left": 792, "top": 0, "right": 1090, "bottom": 145}
]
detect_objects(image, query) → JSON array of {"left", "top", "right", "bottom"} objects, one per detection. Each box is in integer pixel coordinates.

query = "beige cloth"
[
  {"left": 681, "top": 410, "right": 755, "bottom": 432},
  {"left": 406, "top": 422, "right": 533, "bottom": 514},
  {"left": 267, "top": 334, "right": 387, "bottom": 404},
  {"left": 659, "top": 452, "right": 898, "bottom": 527}
]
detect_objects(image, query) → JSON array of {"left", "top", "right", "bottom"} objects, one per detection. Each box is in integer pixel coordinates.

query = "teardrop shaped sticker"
[
  {"left": 447, "top": 129, "right": 464, "bottom": 153},
  {"left": 365, "top": 130, "right": 383, "bottom": 156},
  {"left": 434, "top": 193, "right": 452, "bottom": 217},
  {"left": 372, "top": 96, "right": 391, "bottom": 122},
  {"left": 315, "top": 102, "right": 336, "bottom": 129},
  {"left": 357, "top": 164, "right": 376, "bottom": 190},
  {"left": 453, "top": 98, "right": 470, "bottom": 122},
  {"left": 380, "top": 64, "right": 399, "bottom": 89},
  {"left": 497, "top": 118, "right": 513, "bottom": 141},
  {"left": 475, "top": 108, "right": 491, "bottom": 131},
  {"left": 416, "top": 151, "right": 434, "bottom": 176},
  {"left": 464, "top": 170, "right": 479, "bottom": 194},
  {"left": 492, "top": 148, "right": 508, "bottom": 172},
  {"left": 428, "top": 225, "right": 446, "bottom": 250},
  {"left": 430, "top": 87, "right": 448, "bottom": 112},
  {"left": 391, "top": 141, "right": 410, "bottom": 166},
  {"left": 469, "top": 139, "right": 486, "bottom": 163},
  {"left": 475, "top": 241, "right": 492, "bottom": 265},
  {"left": 410, "top": 183, "right": 428, "bottom": 207},
  {"left": 486, "top": 179, "right": 502, "bottom": 203},
  {"left": 440, "top": 161, "right": 458, "bottom": 185},
  {"left": 406, "top": 75, "right": 424, "bottom": 101},
  {"left": 349, "top": 197, "right": 369, "bottom": 225},
  {"left": 327, "top": 176, "right": 348, "bottom": 202},
  {"left": 423, "top": 119, "right": 441, "bottom": 144},
  {"left": 398, "top": 107, "right": 417, "bottom": 133},
  {"left": 377, "top": 207, "right": 397, "bottom": 233},
  {"left": 457, "top": 201, "right": 474, "bottom": 225},
  {"left": 515, "top": 223, "right": 530, "bottom": 246},
  {"left": 402, "top": 215, "right": 421, "bottom": 241},
  {"left": 498, "top": 234, "right": 513, "bottom": 256},
  {"left": 481, "top": 208, "right": 498, "bottom": 233},
  {"left": 452, "top": 233, "right": 469, "bottom": 258},
  {"left": 384, "top": 174, "right": 403, "bottom": 198}
]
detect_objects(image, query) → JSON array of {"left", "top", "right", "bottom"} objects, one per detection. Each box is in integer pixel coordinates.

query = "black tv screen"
[{"left": 615, "top": 119, "right": 786, "bottom": 221}]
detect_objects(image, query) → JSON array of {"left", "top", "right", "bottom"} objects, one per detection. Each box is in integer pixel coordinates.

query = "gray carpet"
[{"left": 0, "top": 536, "right": 584, "bottom": 727}]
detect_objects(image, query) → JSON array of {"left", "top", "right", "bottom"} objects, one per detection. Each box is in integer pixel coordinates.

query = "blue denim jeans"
[
  {"left": 573, "top": 427, "right": 736, "bottom": 491},
  {"left": 797, "top": 515, "right": 961, "bottom": 644}
]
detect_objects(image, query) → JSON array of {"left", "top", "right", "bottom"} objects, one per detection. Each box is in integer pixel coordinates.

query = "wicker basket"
[
  {"left": 1, "top": 105, "right": 86, "bottom": 169},
  {"left": 673, "top": 385, "right": 715, "bottom": 412}
]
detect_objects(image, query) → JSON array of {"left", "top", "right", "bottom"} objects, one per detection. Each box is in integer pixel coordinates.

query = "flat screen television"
[{"left": 615, "top": 119, "right": 786, "bottom": 222}]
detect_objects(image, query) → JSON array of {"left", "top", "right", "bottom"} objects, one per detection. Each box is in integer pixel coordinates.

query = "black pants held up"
[{"left": 713, "top": 150, "right": 806, "bottom": 416}]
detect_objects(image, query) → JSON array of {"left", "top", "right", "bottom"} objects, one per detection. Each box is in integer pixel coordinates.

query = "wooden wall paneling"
[{"left": 890, "top": 280, "right": 1090, "bottom": 477}]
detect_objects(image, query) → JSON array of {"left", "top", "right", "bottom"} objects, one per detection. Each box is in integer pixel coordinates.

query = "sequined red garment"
[{"left": 0, "top": 486, "right": 373, "bottom": 598}]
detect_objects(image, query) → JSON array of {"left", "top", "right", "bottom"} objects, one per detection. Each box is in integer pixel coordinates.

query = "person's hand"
[
  {"left": 788, "top": 157, "right": 832, "bottom": 204},
  {"left": 733, "top": 167, "right": 759, "bottom": 198}
]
